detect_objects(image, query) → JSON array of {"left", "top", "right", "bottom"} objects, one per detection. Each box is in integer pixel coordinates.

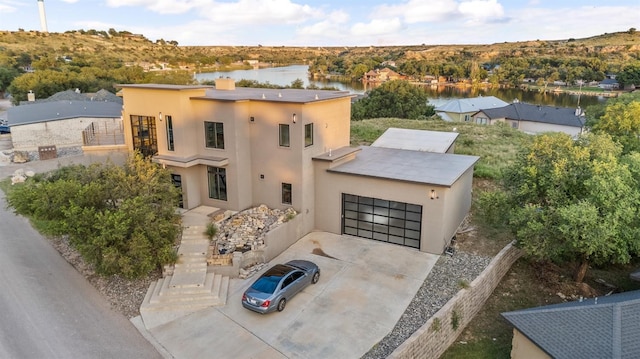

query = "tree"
[
  {"left": 351, "top": 80, "right": 434, "bottom": 120},
  {"left": 496, "top": 132, "right": 640, "bottom": 282},
  {"left": 6, "top": 153, "right": 181, "bottom": 278},
  {"left": 0, "top": 66, "right": 19, "bottom": 96},
  {"left": 616, "top": 62, "right": 640, "bottom": 87},
  {"left": 587, "top": 92, "right": 640, "bottom": 153}
]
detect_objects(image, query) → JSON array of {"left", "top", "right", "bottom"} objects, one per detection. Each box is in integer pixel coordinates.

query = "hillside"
[{"left": 1, "top": 29, "right": 638, "bottom": 71}]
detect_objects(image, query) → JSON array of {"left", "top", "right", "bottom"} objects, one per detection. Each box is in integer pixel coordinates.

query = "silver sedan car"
[{"left": 242, "top": 260, "right": 320, "bottom": 314}]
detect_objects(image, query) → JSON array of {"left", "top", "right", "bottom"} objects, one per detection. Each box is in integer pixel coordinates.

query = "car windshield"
[{"left": 251, "top": 276, "right": 281, "bottom": 294}]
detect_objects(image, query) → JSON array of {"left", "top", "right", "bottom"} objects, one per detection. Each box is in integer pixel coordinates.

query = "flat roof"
[
  {"left": 327, "top": 146, "right": 479, "bottom": 187},
  {"left": 197, "top": 87, "right": 353, "bottom": 103},
  {"left": 371, "top": 128, "right": 458, "bottom": 153},
  {"left": 117, "top": 84, "right": 353, "bottom": 104}
]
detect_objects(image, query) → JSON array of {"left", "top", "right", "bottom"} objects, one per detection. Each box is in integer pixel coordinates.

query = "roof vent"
[
  {"left": 315, "top": 94, "right": 319, "bottom": 100},
  {"left": 278, "top": 93, "right": 282, "bottom": 98},
  {"left": 262, "top": 94, "right": 266, "bottom": 99}
]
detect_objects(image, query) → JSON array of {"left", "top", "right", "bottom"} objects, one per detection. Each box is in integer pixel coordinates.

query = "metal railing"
[{"left": 82, "top": 121, "right": 125, "bottom": 146}]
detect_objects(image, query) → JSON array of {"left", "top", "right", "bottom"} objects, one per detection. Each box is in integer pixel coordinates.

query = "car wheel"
[
  {"left": 312, "top": 272, "right": 320, "bottom": 284},
  {"left": 277, "top": 298, "right": 286, "bottom": 312}
]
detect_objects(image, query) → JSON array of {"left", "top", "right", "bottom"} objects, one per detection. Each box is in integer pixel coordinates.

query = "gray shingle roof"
[
  {"left": 502, "top": 290, "right": 640, "bottom": 359},
  {"left": 22, "top": 89, "right": 122, "bottom": 105},
  {"left": 7, "top": 100, "right": 122, "bottom": 126},
  {"left": 479, "top": 103, "right": 585, "bottom": 128},
  {"left": 326, "top": 146, "right": 479, "bottom": 186},
  {"left": 435, "top": 96, "right": 508, "bottom": 113}
]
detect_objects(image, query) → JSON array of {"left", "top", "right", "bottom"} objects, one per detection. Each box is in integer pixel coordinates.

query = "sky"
[{"left": 0, "top": 0, "right": 638, "bottom": 47}]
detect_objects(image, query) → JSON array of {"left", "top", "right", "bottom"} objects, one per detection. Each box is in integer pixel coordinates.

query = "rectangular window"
[
  {"left": 282, "top": 183, "right": 292, "bottom": 204},
  {"left": 279, "top": 124, "right": 290, "bottom": 147},
  {"left": 464, "top": 114, "right": 471, "bottom": 122},
  {"left": 166, "top": 115, "right": 174, "bottom": 151},
  {"left": 476, "top": 117, "right": 488, "bottom": 125},
  {"left": 511, "top": 121, "right": 518, "bottom": 129},
  {"left": 304, "top": 123, "right": 313, "bottom": 147},
  {"left": 207, "top": 166, "right": 227, "bottom": 200},
  {"left": 130, "top": 115, "right": 157, "bottom": 157},
  {"left": 205, "top": 122, "right": 224, "bottom": 149}
]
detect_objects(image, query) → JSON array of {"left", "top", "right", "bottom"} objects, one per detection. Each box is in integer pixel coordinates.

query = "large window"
[
  {"left": 166, "top": 115, "right": 174, "bottom": 151},
  {"left": 279, "top": 124, "right": 290, "bottom": 147},
  {"left": 205, "top": 122, "right": 224, "bottom": 149},
  {"left": 130, "top": 115, "right": 158, "bottom": 157},
  {"left": 207, "top": 166, "right": 227, "bottom": 200},
  {"left": 305, "top": 123, "right": 313, "bottom": 147},
  {"left": 282, "top": 183, "right": 292, "bottom": 204}
]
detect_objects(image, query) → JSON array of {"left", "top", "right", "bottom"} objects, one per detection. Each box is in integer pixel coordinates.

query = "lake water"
[{"left": 195, "top": 65, "right": 607, "bottom": 108}]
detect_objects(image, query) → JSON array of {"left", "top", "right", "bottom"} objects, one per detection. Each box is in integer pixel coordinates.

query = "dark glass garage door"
[{"left": 342, "top": 193, "right": 422, "bottom": 249}]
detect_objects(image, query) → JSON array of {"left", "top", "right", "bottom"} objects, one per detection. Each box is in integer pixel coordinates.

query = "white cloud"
[
  {"left": 199, "top": 0, "right": 322, "bottom": 25},
  {"left": 298, "top": 10, "right": 349, "bottom": 37},
  {"left": 458, "top": 0, "right": 505, "bottom": 21},
  {"left": 351, "top": 17, "right": 404, "bottom": 36},
  {"left": 375, "top": 0, "right": 458, "bottom": 24},
  {"left": 106, "top": 0, "right": 209, "bottom": 14},
  {"left": 0, "top": 0, "right": 19, "bottom": 13},
  {"left": 60, "top": 0, "right": 80, "bottom": 4}
]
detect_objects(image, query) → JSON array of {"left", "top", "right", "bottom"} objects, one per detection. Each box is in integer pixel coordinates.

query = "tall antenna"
[{"left": 38, "top": 0, "right": 48, "bottom": 33}]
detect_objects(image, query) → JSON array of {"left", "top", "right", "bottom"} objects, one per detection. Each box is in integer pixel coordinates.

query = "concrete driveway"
[{"left": 147, "top": 232, "right": 439, "bottom": 359}]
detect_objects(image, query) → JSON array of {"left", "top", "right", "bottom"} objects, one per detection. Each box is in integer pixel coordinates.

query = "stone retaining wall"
[{"left": 388, "top": 242, "right": 523, "bottom": 359}]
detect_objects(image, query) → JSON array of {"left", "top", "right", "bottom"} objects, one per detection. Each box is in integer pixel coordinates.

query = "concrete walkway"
[{"left": 139, "top": 206, "right": 231, "bottom": 330}]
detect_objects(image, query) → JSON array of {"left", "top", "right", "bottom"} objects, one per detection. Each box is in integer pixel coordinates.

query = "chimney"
[
  {"left": 215, "top": 77, "right": 236, "bottom": 91},
  {"left": 27, "top": 90, "right": 35, "bottom": 102}
]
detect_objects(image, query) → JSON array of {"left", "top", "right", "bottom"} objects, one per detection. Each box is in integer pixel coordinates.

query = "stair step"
[{"left": 169, "top": 270, "right": 207, "bottom": 288}]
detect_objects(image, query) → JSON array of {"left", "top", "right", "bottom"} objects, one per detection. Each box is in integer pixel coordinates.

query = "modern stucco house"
[
  {"left": 471, "top": 102, "right": 586, "bottom": 136},
  {"left": 502, "top": 290, "right": 640, "bottom": 359},
  {"left": 435, "top": 96, "right": 509, "bottom": 122},
  {"left": 118, "top": 79, "right": 479, "bottom": 255}
]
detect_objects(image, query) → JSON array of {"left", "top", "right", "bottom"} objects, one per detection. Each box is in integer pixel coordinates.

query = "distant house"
[
  {"left": 599, "top": 78, "right": 620, "bottom": 90},
  {"left": 502, "top": 290, "right": 640, "bottom": 359},
  {"left": 363, "top": 68, "right": 403, "bottom": 83},
  {"left": 472, "top": 103, "right": 586, "bottom": 137},
  {"left": 435, "top": 96, "right": 509, "bottom": 122},
  {"left": 6, "top": 89, "right": 124, "bottom": 154}
]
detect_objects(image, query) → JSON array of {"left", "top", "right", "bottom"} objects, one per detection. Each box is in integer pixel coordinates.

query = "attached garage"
[{"left": 342, "top": 194, "right": 422, "bottom": 249}]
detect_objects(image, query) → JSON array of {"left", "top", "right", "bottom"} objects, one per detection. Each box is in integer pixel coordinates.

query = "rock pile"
[
  {"left": 213, "top": 204, "right": 296, "bottom": 253},
  {"left": 10, "top": 168, "right": 35, "bottom": 185}
]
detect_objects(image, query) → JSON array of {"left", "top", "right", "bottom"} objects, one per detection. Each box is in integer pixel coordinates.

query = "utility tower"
[{"left": 38, "top": 0, "right": 48, "bottom": 33}]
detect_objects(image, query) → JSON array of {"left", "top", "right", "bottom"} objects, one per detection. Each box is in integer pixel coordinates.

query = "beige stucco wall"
[
  {"left": 313, "top": 157, "right": 460, "bottom": 254},
  {"left": 11, "top": 116, "right": 121, "bottom": 151},
  {"left": 120, "top": 85, "right": 351, "bottom": 237},
  {"left": 510, "top": 329, "right": 552, "bottom": 359}
]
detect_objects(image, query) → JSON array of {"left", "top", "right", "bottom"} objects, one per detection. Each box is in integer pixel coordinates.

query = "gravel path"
[{"left": 362, "top": 251, "right": 492, "bottom": 359}]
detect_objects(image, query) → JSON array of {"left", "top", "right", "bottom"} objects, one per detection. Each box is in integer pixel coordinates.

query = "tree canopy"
[
  {"left": 351, "top": 80, "right": 434, "bottom": 120},
  {"left": 485, "top": 132, "right": 640, "bottom": 282},
  {"left": 6, "top": 153, "right": 181, "bottom": 278}
]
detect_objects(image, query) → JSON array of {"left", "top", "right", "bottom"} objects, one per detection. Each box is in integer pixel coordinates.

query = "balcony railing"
[{"left": 82, "top": 121, "right": 125, "bottom": 146}]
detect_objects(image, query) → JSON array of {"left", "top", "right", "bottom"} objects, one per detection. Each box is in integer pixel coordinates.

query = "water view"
[{"left": 195, "top": 65, "right": 608, "bottom": 108}]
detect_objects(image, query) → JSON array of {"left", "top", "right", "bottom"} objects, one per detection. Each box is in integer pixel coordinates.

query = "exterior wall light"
[
  {"left": 250, "top": 116, "right": 255, "bottom": 122},
  {"left": 292, "top": 113, "right": 297, "bottom": 123},
  {"left": 158, "top": 112, "right": 163, "bottom": 121},
  {"left": 430, "top": 189, "right": 439, "bottom": 200}
]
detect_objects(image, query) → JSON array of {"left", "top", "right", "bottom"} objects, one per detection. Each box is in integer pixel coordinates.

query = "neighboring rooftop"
[
  {"left": 325, "top": 146, "right": 479, "bottom": 187},
  {"left": 502, "top": 290, "right": 640, "bottom": 359},
  {"left": 371, "top": 128, "right": 458, "bottom": 153},
  {"left": 7, "top": 101, "right": 122, "bottom": 126},
  {"left": 435, "top": 96, "right": 508, "bottom": 114},
  {"left": 480, "top": 103, "right": 585, "bottom": 128},
  {"left": 22, "top": 89, "right": 122, "bottom": 105}
]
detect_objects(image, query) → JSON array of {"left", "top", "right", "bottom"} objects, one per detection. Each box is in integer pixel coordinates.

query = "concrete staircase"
[{"left": 140, "top": 224, "right": 229, "bottom": 329}]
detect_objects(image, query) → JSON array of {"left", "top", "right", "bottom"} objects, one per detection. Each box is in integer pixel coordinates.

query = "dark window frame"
[
  {"left": 166, "top": 115, "right": 174, "bottom": 151},
  {"left": 304, "top": 123, "right": 313, "bottom": 147},
  {"left": 279, "top": 124, "right": 290, "bottom": 147},
  {"left": 205, "top": 121, "right": 225, "bottom": 149},
  {"left": 282, "top": 183, "right": 292, "bottom": 204},
  {"left": 207, "top": 166, "right": 227, "bottom": 201}
]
